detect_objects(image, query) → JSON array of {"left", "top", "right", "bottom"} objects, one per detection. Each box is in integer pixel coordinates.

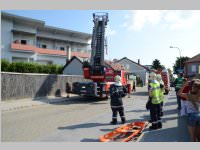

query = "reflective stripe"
[
  {"left": 112, "top": 117, "right": 117, "bottom": 119},
  {"left": 120, "top": 116, "right": 125, "bottom": 118},
  {"left": 151, "top": 87, "right": 160, "bottom": 90}
]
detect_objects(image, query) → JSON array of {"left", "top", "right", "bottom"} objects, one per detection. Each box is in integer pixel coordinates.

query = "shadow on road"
[
  {"left": 163, "top": 109, "right": 177, "bottom": 116},
  {"left": 164, "top": 101, "right": 177, "bottom": 106},
  {"left": 126, "top": 109, "right": 148, "bottom": 113},
  {"left": 81, "top": 138, "right": 99, "bottom": 142},
  {"left": 44, "top": 96, "right": 109, "bottom": 106},
  {"left": 168, "top": 96, "right": 177, "bottom": 100},
  {"left": 133, "top": 91, "right": 148, "bottom": 96},
  {"left": 58, "top": 122, "right": 110, "bottom": 130}
]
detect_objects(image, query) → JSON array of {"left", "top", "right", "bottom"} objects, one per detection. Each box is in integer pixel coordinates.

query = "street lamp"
[{"left": 170, "top": 46, "right": 182, "bottom": 70}]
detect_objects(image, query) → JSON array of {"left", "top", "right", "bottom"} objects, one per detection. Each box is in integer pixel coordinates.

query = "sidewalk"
[{"left": 1, "top": 94, "right": 77, "bottom": 111}]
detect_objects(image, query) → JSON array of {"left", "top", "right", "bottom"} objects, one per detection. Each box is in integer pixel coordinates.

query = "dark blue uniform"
[{"left": 109, "top": 84, "right": 127, "bottom": 124}]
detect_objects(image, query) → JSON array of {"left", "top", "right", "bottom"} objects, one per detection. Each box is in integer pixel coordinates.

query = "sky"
[{"left": 3, "top": 10, "right": 200, "bottom": 70}]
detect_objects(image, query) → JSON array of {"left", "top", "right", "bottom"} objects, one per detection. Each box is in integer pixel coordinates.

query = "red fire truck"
[
  {"left": 154, "top": 69, "right": 170, "bottom": 94},
  {"left": 72, "top": 13, "right": 131, "bottom": 98}
]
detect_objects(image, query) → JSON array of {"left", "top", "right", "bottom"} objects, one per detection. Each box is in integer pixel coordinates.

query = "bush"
[
  {"left": 1, "top": 59, "right": 63, "bottom": 74},
  {"left": 15, "top": 62, "right": 26, "bottom": 73},
  {"left": 48, "top": 64, "right": 58, "bottom": 74},
  {"left": 1, "top": 59, "right": 10, "bottom": 72}
]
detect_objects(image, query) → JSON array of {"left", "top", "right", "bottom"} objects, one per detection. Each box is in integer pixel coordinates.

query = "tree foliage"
[
  {"left": 173, "top": 56, "right": 190, "bottom": 73},
  {"left": 152, "top": 59, "right": 165, "bottom": 70}
]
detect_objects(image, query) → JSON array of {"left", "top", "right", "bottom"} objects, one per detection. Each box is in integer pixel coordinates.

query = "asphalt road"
[{"left": 1, "top": 87, "right": 190, "bottom": 142}]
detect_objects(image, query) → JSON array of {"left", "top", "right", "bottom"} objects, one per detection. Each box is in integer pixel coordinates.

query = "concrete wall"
[{"left": 1, "top": 72, "right": 90, "bottom": 101}]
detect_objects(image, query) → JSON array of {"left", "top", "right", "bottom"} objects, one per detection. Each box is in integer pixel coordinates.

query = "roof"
[
  {"left": 104, "top": 60, "right": 127, "bottom": 72},
  {"left": 185, "top": 53, "right": 200, "bottom": 63},
  {"left": 62, "top": 56, "right": 83, "bottom": 71},
  {"left": 2, "top": 12, "right": 44, "bottom": 26},
  {"left": 2, "top": 12, "right": 92, "bottom": 40},
  {"left": 116, "top": 57, "right": 150, "bottom": 71}
]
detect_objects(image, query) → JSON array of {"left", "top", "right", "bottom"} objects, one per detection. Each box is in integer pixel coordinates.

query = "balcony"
[{"left": 11, "top": 43, "right": 90, "bottom": 58}]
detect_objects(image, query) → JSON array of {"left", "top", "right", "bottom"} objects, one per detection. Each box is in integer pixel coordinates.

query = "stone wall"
[{"left": 1, "top": 72, "right": 90, "bottom": 101}]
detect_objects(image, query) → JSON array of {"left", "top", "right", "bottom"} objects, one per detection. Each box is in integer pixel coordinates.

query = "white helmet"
[
  {"left": 156, "top": 74, "right": 162, "bottom": 81},
  {"left": 149, "top": 72, "right": 156, "bottom": 80},
  {"left": 114, "top": 75, "right": 121, "bottom": 82}
]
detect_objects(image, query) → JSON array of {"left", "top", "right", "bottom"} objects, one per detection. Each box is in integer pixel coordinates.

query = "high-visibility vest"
[
  {"left": 159, "top": 80, "right": 165, "bottom": 103},
  {"left": 150, "top": 81, "right": 161, "bottom": 104}
]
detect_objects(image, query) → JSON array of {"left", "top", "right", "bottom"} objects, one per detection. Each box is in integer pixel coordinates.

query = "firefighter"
[
  {"left": 149, "top": 72, "right": 162, "bottom": 130},
  {"left": 156, "top": 74, "right": 165, "bottom": 117},
  {"left": 109, "top": 75, "right": 127, "bottom": 125}
]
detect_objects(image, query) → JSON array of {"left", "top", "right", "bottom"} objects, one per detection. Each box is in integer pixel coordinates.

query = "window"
[
  {"left": 60, "top": 47, "right": 65, "bottom": 51},
  {"left": 42, "top": 44, "right": 47, "bottom": 49},
  {"left": 12, "top": 57, "right": 28, "bottom": 62},
  {"left": 191, "top": 65, "right": 197, "bottom": 73},
  {"left": 29, "top": 58, "right": 34, "bottom": 62},
  {"left": 21, "top": 40, "right": 27, "bottom": 45}
]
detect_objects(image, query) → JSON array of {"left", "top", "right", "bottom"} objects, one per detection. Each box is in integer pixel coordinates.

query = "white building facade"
[
  {"left": 1, "top": 12, "right": 92, "bottom": 65},
  {"left": 116, "top": 57, "right": 149, "bottom": 85}
]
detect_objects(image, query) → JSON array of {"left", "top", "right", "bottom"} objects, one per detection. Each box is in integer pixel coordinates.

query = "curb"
[{"left": 1, "top": 97, "right": 69, "bottom": 112}]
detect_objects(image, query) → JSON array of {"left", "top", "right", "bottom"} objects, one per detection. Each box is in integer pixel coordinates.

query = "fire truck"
[
  {"left": 72, "top": 13, "right": 131, "bottom": 98},
  {"left": 152, "top": 69, "right": 170, "bottom": 95}
]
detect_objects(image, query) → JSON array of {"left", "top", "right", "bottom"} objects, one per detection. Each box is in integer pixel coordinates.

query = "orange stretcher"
[{"left": 99, "top": 121, "right": 147, "bottom": 142}]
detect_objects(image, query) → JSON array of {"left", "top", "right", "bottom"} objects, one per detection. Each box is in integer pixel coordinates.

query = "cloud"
[
  {"left": 126, "top": 10, "right": 164, "bottom": 31},
  {"left": 122, "top": 10, "right": 200, "bottom": 31}
]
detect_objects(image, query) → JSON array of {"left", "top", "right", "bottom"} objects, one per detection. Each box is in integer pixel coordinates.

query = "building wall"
[
  {"left": 185, "top": 62, "right": 200, "bottom": 77},
  {"left": 1, "top": 13, "right": 91, "bottom": 65},
  {"left": 1, "top": 72, "right": 90, "bottom": 101},
  {"left": 13, "top": 32, "right": 36, "bottom": 45},
  {"left": 36, "top": 54, "right": 67, "bottom": 65},
  {"left": 37, "top": 38, "right": 55, "bottom": 49},
  {"left": 37, "top": 30, "right": 89, "bottom": 44},
  {"left": 10, "top": 51, "right": 35, "bottom": 62},
  {"left": 1, "top": 18, "right": 13, "bottom": 62},
  {"left": 118, "top": 59, "right": 148, "bottom": 85},
  {"left": 13, "top": 22, "right": 37, "bottom": 34},
  {"left": 63, "top": 59, "right": 83, "bottom": 75}
]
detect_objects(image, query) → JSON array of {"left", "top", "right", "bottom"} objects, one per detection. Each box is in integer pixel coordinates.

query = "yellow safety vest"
[
  {"left": 159, "top": 81, "right": 165, "bottom": 103},
  {"left": 150, "top": 82, "right": 161, "bottom": 104}
]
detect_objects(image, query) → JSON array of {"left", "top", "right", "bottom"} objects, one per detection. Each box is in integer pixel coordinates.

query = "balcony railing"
[{"left": 11, "top": 43, "right": 90, "bottom": 58}]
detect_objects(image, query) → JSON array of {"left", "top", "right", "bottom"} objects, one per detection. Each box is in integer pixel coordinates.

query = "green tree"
[
  {"left": 152, "top": 59, "right": 165, "bottom": 70},
  {"left": 173, "top": 56, "right": 190, "bottom": 73}
]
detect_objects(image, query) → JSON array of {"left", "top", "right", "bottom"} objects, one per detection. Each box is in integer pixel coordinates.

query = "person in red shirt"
[{"left": 179, "top": 79, "right": 190, "bottom": 116}]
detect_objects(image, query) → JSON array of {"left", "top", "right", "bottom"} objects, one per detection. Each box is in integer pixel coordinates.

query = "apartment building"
[{"left": 1, "top": 12, "right": 92, "bottom": 65}]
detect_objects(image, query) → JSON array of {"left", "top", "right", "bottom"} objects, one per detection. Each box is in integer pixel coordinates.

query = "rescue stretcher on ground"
[{"left": 99, "top": 121, "right": 148, "bottom": 142}]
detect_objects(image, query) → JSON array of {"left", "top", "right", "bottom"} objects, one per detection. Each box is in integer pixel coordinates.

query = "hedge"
[{"left": 1, "top": 59, "right": 63, "bottom": 74}]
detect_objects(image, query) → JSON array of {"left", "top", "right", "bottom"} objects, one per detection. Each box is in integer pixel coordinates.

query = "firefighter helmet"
[
  {"left": 156, "top": 74, "right": 162, "bottom": 81},
  {"left": 149, "top": 72, "right": 156, "bottom": 80},
  {"left": 114, "top": 75, "right": 121, "bottom": 82}
]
